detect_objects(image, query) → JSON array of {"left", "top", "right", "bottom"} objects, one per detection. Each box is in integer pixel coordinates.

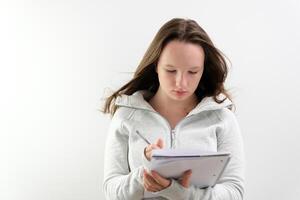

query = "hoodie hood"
[{"left": 115, "top": 90, "right": 233, "bottom": 116}]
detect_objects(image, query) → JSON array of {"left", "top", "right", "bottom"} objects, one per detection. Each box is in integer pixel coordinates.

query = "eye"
[
  {"left": 166, "top": 70, "right": 176, "bottom": 73},
  {"left": 188, "top": 71, "right": 198, "bottom": 74}
]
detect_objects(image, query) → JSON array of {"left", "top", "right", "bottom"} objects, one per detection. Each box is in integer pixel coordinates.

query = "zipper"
[
  {"left": 171, "top": 129, "right": 176, "bottom": 148},
  {"left": 119, "top": 105, "right": 211, "bottom": 148},
  {"left": 149, "top": 111, "right": 196, "bottom": 148}
]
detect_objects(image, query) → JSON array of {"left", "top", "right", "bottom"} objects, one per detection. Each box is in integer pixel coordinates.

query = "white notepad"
[{"left": 144, "top": 149, "right": 231, "bottom": 198}]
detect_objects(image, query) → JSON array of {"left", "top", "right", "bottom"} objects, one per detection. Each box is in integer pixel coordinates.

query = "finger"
[
  {"left": 146, "top": 143, "right": 160, "bottom": 152},
  {"left": 144, "top": 170, "right": 163, "bottom": 189},
  {"left": 156, "top": 138, "right": 164, "bottom": 149},
  {"left": 143, "top": 181, "right": 161, "bottom": 192},
  {"left": 151, "top": 171, "right": 171, "bottom": 188},
  {"left": 144, "top": 146, "right": 152, "bottom": 161},
  {"left": 143, "top": 180, "right": 158, "bottom": 192},
  {"left": 144, "top": 170, "right": 159, "bottom": 187},
  {"left": 180, "top": 170, "right": 192, "bottom": 188},
  {"left": 144, "top": 179, "right": 158, "bottom": 192},
  {"left": 143, "top": 170, "right": 164, "bottom": 192},
  {"left": 145, "top": 144, "right": 155, "bottom": 152},
  {"left": 145, "top": 138, "right": 165, "bottom": 161},
  {"left": 145, "top": 144, "right": 157, "bottom": 160}
]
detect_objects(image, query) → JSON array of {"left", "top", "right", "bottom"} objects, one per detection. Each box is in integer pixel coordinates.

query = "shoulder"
[
  {"left": 106, "top": 107, "right": 136, "bottom": 137},
  {"left": 213, "top": 108, "right": 239, "bottom": 127},
  {"left": 111, "top": 106, "right": 136, "bottom": 124}
]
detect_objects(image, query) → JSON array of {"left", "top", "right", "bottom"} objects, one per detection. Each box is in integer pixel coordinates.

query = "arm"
[
  {"left": 102, "top": 109, "right": 144, "bottom": 200},
  {"left": 187, "top": 108, "right": 245, "bottom": 199}
]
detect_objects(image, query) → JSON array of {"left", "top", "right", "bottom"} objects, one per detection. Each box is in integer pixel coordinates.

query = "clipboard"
[{"left": 144, "top": 149, "right": 231, "bottom": 198}]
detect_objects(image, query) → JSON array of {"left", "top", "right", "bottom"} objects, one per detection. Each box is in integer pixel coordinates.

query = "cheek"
[
  {"left": 191, "top": 75, "right": 202, "bottom": 87},
  {"left": 159, "top": 73, "right": 174, "bottom": 86}
]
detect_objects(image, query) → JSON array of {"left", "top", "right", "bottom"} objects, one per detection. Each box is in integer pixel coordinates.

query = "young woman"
[{"left": 102, "top": 18, "right": 245, "bottom": 200}]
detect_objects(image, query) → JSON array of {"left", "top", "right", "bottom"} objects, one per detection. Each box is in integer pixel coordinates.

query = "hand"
[
  {"left": 143, "top": 169, "right": 171, "bottom": 192},
  {"left": 144, "top": 138, "right": 164, "bottom": 161},
  {"left": 143, "top": 169, "right": 192, "bottom": 192},
  {"left": 178, "top": 170, "right": 192, "bottom": 188}
]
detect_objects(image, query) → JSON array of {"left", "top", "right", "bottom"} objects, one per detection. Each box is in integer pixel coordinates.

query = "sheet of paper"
[{"left": 152, "top": 148, "right": 230, "bottom": 158}]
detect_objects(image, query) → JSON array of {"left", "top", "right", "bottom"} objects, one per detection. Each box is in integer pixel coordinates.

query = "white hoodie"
[{"left": 103, "top": 90, "right": 245, "bottom": 200}]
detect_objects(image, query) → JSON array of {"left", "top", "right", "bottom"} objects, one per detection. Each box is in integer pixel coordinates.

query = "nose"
[{"left": 175, "top": 72, "right": 188, "bottom": 88}]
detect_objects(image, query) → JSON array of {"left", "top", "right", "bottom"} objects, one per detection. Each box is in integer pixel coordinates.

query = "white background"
[{"left": 1, "top": 0, "right": 300, "bottom": 199}]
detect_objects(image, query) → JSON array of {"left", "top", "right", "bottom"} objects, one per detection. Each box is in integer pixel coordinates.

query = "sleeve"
[
  {"left": 210, "top": 109, "right": 245, "bottom": 200},
  {"left": 102, "top": 109, "right": 145, "bottom": 200},
  {"left": 151, "top": 108, "right": 245, "bottom": 200}
]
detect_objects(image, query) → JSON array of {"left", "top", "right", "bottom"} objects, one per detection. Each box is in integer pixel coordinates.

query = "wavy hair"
[{"left": 102, "top": 18, "right": 233, "bottom": 115}]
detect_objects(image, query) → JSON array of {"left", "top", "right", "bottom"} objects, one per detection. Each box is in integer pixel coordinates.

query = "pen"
[{"left": 136, "top": 130, "right": 151, "bottom": 145}]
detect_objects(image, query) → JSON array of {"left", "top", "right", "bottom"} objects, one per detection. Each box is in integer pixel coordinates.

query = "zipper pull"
[{"left": 171, "top": 129, "right": 176, "bottom": 147}]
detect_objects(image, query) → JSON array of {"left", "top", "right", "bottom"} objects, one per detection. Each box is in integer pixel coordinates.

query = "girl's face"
[{"left": 156, "top": 40, "right": 205, "bottom": 102}]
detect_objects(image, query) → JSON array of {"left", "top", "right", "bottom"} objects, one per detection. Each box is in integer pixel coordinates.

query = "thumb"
[
  {"left": 180, "top": 170, "right": 192, "bottom": 188},
  {"left": 156, "top": 138, "right": 164, "bottom": 149}
]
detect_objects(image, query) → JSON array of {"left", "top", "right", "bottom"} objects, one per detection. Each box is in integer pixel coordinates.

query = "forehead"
[{"left": 158, "top": 40, "right": 205, "bottom": 68}]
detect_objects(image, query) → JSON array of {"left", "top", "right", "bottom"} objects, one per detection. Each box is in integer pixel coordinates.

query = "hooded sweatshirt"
[{"left": 103, "top": 90, "right": 245, "bottom": 200}]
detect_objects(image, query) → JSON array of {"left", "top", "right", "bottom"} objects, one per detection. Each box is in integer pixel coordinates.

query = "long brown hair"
[{"left": 102, "top": 18, "right": 233, "bottom": 115}]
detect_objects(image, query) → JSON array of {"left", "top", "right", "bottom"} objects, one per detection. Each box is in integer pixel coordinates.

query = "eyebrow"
[{"left": 165, "top": 64, "right": 202, "bottom": 70}]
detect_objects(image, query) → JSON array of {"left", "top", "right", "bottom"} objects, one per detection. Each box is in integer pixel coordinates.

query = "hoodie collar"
[{"left": 115, "top": 90, "right": 233, "bottom": 116}]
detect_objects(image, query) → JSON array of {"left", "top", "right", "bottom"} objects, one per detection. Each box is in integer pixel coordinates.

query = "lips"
[
  {"left": 173, "top": 90, "right": 188, "bottom": 96},
  {"left": 173, "top": 89, "right": 187, "bottom": 93}
]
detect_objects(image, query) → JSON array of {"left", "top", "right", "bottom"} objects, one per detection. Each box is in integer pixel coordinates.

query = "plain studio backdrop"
[{"left": 1, "top": 0, "right": 300, "bottom": 199}]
